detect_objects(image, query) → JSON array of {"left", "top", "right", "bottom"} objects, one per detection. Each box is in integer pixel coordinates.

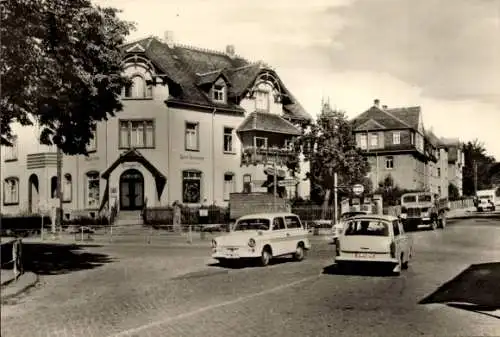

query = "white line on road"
[{"left": 107, "top": 273, "right": 321, "bottom": 337}]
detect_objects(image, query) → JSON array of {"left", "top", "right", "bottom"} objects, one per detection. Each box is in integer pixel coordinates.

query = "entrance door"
[{"left": 119, "top": 169, "right": 144, "bottom": 210}]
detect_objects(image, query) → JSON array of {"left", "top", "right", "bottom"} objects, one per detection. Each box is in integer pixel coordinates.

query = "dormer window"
[{"left": 212, "top": 78, "right": 227, "bottom": 103}]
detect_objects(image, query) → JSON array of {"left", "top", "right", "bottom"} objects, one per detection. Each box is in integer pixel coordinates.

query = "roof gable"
[
  {"left": 126, "top": 43, "right": 146, "bottom": 53},
  {"left": 352, "top": 106, "right": 409, "bottom": 129},
  {"left": 354, "top": 118, "right": 386, "bottom": 131}
]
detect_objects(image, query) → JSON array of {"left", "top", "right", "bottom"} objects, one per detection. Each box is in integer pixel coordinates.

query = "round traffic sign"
[{"left": 352, "top": 184, "right": 364, "bottom": 195}]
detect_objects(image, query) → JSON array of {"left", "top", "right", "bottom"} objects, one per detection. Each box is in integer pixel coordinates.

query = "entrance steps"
[{"left": 114, "top": 210, "right": 143, "bottom": 226}]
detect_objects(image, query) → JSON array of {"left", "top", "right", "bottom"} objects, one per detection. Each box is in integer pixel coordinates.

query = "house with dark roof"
[
  {"left": 351, "top": 99, "right": 446, "bottom": 194},
  {"left": 0, "top": 33, "right": 311, "bottom": 219}
]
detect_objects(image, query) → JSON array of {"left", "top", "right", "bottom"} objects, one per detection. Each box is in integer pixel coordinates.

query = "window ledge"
[
  {"left": 87, "top": 150, "right": 97, "bottom": 154},
  {"left": 4, "top": 158, "right": 18, "bottom": 163},
  {"left": 223, "top": 151, "right": 236, "bottom": 155},
  {"left": 63, "top": 200, "right": 72, "bottom": 204},
  {"left": 119, "top": 147, "right": 156, "bottom": 150},
  {"left": 185, "top": 149, "right": 200, "bottom": 152},
  {"left": 3, "top": 202, "right": 19, "bottom": 206}
]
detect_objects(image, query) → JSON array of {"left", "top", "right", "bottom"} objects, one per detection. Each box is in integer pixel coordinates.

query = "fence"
[{"left": 1, "top": 238, "right": 23, "bottom": 281}]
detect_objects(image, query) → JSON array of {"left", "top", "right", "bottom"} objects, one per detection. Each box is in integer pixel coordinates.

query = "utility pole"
[
  {"left": 474, "top": 160, "right": 478, "bottom": 195},
  {"left": 273, "top": 153, "right": 277, "bottom": 212},
  {"left": 333, "top": 172, "right": 338, "bottom": 225},
  {"left": 56, "top": 146, "right": 63, "bottom": 233}
]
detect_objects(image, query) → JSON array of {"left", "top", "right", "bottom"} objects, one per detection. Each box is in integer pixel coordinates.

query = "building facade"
[
  {"left": 440, "top": 138, "right": 465, "bottom": 196},
  {"left": 0, "top": 34, "right": 311, "bottom": 218},
  {"left": 352, "top": 99, "right": 455, "bottom": 198}
]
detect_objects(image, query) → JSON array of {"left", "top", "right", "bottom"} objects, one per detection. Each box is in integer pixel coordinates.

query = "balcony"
[
  {"left": 240, "top": 146, "right": 296, "bottom": 167},
  {"left": 27, "top": 152, "right": 58, "bottom": 169}
]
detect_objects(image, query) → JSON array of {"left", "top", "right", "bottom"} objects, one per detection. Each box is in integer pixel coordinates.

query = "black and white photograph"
[{"left": 1, "top": 0, "right": 499, "bottom": 336}]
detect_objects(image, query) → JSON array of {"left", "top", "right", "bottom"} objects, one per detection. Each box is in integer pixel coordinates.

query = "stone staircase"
[{"left": 114, "top": 210, "right": 143, "bottom": 227}]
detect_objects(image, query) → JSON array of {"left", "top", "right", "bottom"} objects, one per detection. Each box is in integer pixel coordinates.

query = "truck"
[
  {"left": 475, "top": 189, "right": 496, "bottom": 212},
  {"left": 399, "top": 192, "right": 449, "bottom": 231}
]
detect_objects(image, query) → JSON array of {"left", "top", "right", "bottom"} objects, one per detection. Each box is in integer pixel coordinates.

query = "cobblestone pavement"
[{"left": 2, "top": 219, "right": 500, "bottom": 337}]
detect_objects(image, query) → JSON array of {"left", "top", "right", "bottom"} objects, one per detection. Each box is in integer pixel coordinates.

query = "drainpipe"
[{"left": 167, "top": 103, "right": 171, "bottom": 205}]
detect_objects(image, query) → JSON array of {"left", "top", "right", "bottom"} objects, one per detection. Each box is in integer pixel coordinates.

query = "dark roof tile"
[{"left": 237, "top": 112, "right": 301, "bottom": 135}]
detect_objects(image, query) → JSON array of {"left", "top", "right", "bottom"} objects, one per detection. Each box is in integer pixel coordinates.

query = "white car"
[
  {"left": 211, "top": 212, "right": 311, "bottom": 266},
  {"left": 335, "top": 214, "right": 413, "bottom": 275},
  {"left": 332, "top": 211, "right": 368, "bottom": 243}
]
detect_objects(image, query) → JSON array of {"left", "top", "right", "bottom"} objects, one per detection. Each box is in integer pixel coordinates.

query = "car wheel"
[
  {"left": 293, "top": 244, "right": 305, "bottom": 261},
  {"left": 402, "top": 253, "right": 409, "bottom": 270},
  {"left": 260, "top": 248, "right": 272, "bottom": 267}
]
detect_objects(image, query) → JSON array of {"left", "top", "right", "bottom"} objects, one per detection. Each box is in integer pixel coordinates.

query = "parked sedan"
[{"left": 335, "top": 214, "right": 413, "bottom": 275}]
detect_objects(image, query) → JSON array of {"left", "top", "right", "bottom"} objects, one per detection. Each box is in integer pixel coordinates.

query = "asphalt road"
[{"left": 2, "top": 218, "right": 500, "bottom": 337}]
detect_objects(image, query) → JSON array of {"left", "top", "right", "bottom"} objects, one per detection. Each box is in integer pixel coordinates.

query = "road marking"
[{"left": 107, "top": 274, "right": 321, "bottom": 337}]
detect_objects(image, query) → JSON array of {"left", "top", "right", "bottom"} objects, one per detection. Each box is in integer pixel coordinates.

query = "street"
[{"left": 1, "top": 218, "right": 500, "bottom": 337}]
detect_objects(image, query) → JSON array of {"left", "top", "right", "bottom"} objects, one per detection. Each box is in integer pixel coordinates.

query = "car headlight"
[
  {"left": 211, "top": 239, "right": 217, "bottom": 248},
  {"left": 248, "top": 238, "right": 256, "bottom": 248}
]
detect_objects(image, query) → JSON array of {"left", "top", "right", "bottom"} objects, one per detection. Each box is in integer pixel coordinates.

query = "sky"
[{"left": 96, "top": 0, "right": 500, "bottom": 160}]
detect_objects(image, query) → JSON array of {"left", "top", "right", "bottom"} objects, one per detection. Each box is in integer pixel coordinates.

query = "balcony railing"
[{"left": 240, "top": 146, "right": 295, "bottom": 166}]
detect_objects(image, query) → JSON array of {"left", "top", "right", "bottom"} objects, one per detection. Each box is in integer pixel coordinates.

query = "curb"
[{"left": 1, "top": 272, "right": 39, "bottom": 303}]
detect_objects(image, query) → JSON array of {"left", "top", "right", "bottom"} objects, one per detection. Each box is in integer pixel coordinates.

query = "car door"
[
  {"left": 270, "top": 217, "right": 287, "bottom": 256},
  {"left": 391, "top": 220, "right": 403, "bottom": 258},
  {"left": 398, "top": 220, "right": 411, "bottom": 260},
  {"left": 284, "top": 215, "right": 307, "bottom": 252}
]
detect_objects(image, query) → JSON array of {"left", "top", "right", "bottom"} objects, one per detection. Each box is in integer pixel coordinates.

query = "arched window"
[
  {"left": 63, "top": 173, "right": 72, "bottom": 202},
  {"left": 182, "top": 170, "right": 202, "bottom": 204},
  {"left": 124, "top": 75, "right": 153, "bottom": 99},
  {"left": 3, "top": 177, "right": 19, "bottom": 205},
  {"left": 86, "top": 171, "right": 100, "bottom": 209},
  {"left": 223, "top": 172, "right": 235, "bottom": 201},
  {"left": 50, "top": 176, "right": 58, "bottom": 199}
]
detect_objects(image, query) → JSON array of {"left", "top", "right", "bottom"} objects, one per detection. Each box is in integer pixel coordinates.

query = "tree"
[
  {"left": 289, "top": 102, "right": 370, "bottom": 218},
  {"left": 373, "top": 174, "right": 414, "bottom": 206},
  {"left": 462, "top": 139, "right": 496, "bottom": 196},
  {"left": 1, "top": 0, "right": 135, "bottom": 153}
]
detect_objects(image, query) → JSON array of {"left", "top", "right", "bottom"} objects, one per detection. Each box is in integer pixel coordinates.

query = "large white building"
[{"left": 0, "top": 34, "right": 311, "bottom": 219}]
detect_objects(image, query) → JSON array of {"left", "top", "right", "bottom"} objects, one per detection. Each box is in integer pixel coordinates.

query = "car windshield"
[
  {"left": 479, "top": 196, "right": 492, "bottom": 200},
  {"left": 418, "top": 195, "right": 432, "bottom": 202},
  {"left": 344, "top": 219, "right": 390, "bottom": 236},
  {"left": 341, "top": 212, "right": 365, "bottom": 220},
  {"left": 233, "top": 218, "right": 270, "bottom": 231},
  {"left": 403, "top": 196, "right": 417, "bottom": 203}
]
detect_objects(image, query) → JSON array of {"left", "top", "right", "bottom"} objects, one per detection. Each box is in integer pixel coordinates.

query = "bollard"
[{"left": 187, "top": 225, "right": 193, "bottom": 244}]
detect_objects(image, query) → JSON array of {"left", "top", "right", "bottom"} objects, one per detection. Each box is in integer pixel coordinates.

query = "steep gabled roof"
[
  {"left": 386, "top": 106, "right": 421, "bottom": 129},
  {"left": 352, "top": 106, "right": 410, "bottom": 130},
  {"left": 120, "top": 37, "right": 310, "bottom": 120}
]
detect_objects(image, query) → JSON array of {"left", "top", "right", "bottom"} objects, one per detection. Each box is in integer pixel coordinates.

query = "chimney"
[
  {"left": 373, "top": 99, "right": 380, "bottom": 107},
  {"left": 226, "top": 44, "right": 235, "bottom": 57},
  {"left": 382, "top": 105, "right": 388, "bottom": 109},
  {"left": 164, "top": 30, "right": 174, "bottom": 48}
]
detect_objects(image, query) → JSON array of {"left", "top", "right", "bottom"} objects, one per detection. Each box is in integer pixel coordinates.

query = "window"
[
  {"left": 370, "top": 133, "right": 378, "bottom": 147},
  {"left": 359, "top": 134, "right": 367, "bottom": 149},
  {"left": 254, "top": 137, "right": 268, "bottom": 149},
  {"left": 124, "top": 75, "right": 152, "bottom": 99},
  {"left": 272, "top": 217, "right": 286, "bottom": 230},
  {"left": 50, "top": 176, "right": 58, "bottom": 199},
  {"left": 223, "top": 173, "right": 235, "bottom": 201},
  {"left": 182, "top": 170, "right": 202, "bottom": 204},
  {"left": 4, "top": 136, "right": 18, "bottom": 161},
  {"left": 223, "top": 127, "right": 234, "bottom": 153},
  {"left": 234, "top": 218, "right": 270, "bottom": 231},
  {"left": 86, "top": 171, "right": 100, "bottom": 209},
  {"left": 243, "top": 174, "right": 252, "bottom": 193},
  {"left": 344, "top": 220, "right": 390, "bottom": 237},
  {"left": 437, "top": 168, "right": 441, "bottom": 177},
  {"left": 285, "top": 216, "right": 302, "bottom": 229},
  {"left": 119, "top": 120, "right": 155, "bottom": 149},
  {"left": 392, "top": 220, "right": 400, "bottom": 236},
  {"left": 185, "top": 122, "right": 199, "bottom": 151},
  {"left": 255, "top": 90, "right": 270, "bottom": 112},
  {"left": 284, "top": 139, "right": 293, "bottom": 150},
  {"left": 87, "top": 130, "right": 97, "bottom": 152},
  {"left": 392, "top": 132, "right": 401, "bottom": 145},
  {"left": 212, "top": 84, "right": 225, "bottom": 102},
  {"left": 386, "top": 156, "right": 394, "bottom": 169},
  {"left": 63, "top": 173, "right": 72, "bottom": 202},
  {"left": 3, "top": 177, "right": 19, "bottom": 205}
]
